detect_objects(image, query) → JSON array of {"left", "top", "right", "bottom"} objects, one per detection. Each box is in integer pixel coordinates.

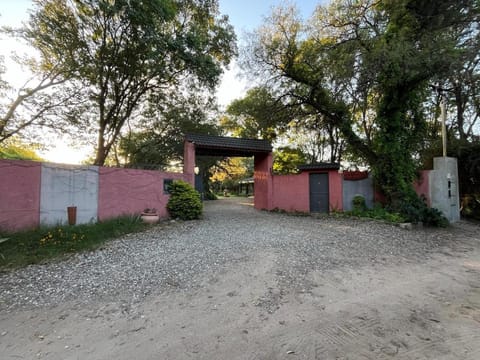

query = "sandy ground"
[{"left": 1, "top": 201, "right": 480, "bottom": 359}]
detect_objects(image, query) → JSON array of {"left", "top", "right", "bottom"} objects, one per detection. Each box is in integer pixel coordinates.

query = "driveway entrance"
[{"left": 1, "top": 198, "right": 479, "bottom": 359}]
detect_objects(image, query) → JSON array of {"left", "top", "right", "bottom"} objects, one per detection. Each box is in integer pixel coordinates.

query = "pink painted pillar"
[
  {"left": 183, "top": 140, "right": 195, "bottom": 186},
  {"left": 414, "top": 170, "right": 431, "bottom": 206},
  {"left": 329, "top": 171, "right": 343, "bottom": 211},
  {"left": 254, "top": 153, "right": 273, "bottom": 210}
]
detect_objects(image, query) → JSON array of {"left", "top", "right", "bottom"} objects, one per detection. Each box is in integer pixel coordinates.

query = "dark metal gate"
[{"left": 309, "top": 173, "right": 329, "bottom": 213}]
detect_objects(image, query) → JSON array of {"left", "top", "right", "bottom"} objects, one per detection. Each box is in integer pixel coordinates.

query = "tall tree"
[
  {"left": 223, "top": 86, "right": 293, "bottom": 142},
  {"left": 23, "top": 0, "right": 236, "bottom": 165},
  {"left": 119, "top": 92, "right": 219, "bottom": 168},
  {"left": 244, "top": 0, "right": 479, "bottom": 219},
  {"left": 0, "top": 54, "right": 80, "bottom": 144}
]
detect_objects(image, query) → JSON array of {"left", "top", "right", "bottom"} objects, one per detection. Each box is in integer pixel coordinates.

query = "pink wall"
[
  {"left": 414, "top": 170, "right": 431, "bottom": 206},
  {"left": 254, "top": 153, "right": 273, "bottom": 210},
  {"left": 269, "top": 170, "right": 343, "bottom": 213},
  {"left": 328, "top": 171, "right": 343, "bottom": 211},
  {"left": 268, "top": 170, "right": 343, "bottom": 212},
  {"left": 272, "top": 172, "right": 310, "bottom": 212},
  {"left": 98, "top": 167, "right": 185, "bottom": 220},
  {"left": 0, "top": 160, "right": 41, "bottom": 232}
]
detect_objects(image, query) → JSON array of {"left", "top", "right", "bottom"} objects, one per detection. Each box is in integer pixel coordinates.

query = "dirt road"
[{"left": 1, "top": 199, "right": 479, "bottom": 359}]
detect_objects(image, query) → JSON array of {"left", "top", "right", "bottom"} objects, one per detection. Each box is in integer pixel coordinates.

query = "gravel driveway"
[{"left": 1, "top": 198, "right": 480, "bottom": 359}]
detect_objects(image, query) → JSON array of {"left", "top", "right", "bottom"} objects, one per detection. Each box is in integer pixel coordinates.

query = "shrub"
[
  {"left": 166, "top": 180, "right": 203, "bottom": 220},
  {"left": 461, "top": 194, "right": 480, "bottom": 220},
  {"left": 352, "top": 194, "right": 367, "bottom": 212},
  {"left": 389, "top": 193, "right": 448, "bottom": 227},
  {"left": 204, "top": 191, "right": 218, "bottom": 201}
]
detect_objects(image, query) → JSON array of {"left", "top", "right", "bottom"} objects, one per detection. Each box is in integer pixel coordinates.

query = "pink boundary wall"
[
  {"left": 0, "top": 160, "right": 41, "bottom": 232},
  {"left": 272, "top": 172, "right": 310, "bottom": 212},
  {"left": 0, "top": 159, "right": 187, "bottom": 232},
  {"left": 98, "top": 167, "right": 185, "bottom": 221},
  {"left": 271, "top": 170, "right": 343, "bottom": 213}
]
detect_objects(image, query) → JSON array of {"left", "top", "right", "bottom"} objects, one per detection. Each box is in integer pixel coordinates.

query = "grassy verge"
[{"left": 0, "top": 216, "right": 147, "bottom": 270}]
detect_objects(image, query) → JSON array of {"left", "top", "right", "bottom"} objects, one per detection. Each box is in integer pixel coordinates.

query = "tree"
[
  {"left": 0, "top": 137, "right": 44, "bottom": 160},
  {"left": 244, "top": 0, "right": 479, "bottom": 220},
  {"left": 223, "top": 86, "right": 294, "bottom": 142},
  {"left": 272, "top": 146, "right": 306, "bottom": 174},
  {"left": 23, "top": 0, "right": 236, "bottom": 165},
  {"left": 119, "top": 92, "right": 220, "bottom": 169},
  {"left": 0, "top": 54, "right": 80, "bottom": 144}
]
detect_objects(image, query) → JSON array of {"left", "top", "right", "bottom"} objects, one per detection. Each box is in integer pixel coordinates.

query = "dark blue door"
[{"left": 310, "top": 173, "right": 329, "bottom": 212}]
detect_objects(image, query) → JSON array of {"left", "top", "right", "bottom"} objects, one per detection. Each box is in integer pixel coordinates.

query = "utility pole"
[
  {"left": 431, "top": 84, "right": 449, "bottom": 157},
  {"left": 440, "top": 93, "right": 447, "bottom": 157}
]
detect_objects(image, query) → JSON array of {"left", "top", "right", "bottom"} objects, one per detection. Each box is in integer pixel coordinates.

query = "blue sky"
[
  {"left": 0, "top": 0, "right": 327, "bottom": 34},
  {"left": 219, "top": 0, "right": 325, "bottom": 35}
]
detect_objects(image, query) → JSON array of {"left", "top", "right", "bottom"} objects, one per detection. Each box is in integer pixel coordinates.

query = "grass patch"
[{"left": 0, "top": 216, "right": 147, "bottom": 270}]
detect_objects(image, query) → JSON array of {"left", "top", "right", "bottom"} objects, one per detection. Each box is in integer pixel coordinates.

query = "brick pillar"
[
  {"left": 254, "top": 152, "right": 273, "bottom": 210},
  {"left": 183, "top": 140, "right": 195, "bottom": 186}
]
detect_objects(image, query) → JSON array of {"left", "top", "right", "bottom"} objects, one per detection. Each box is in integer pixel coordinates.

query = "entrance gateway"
[
  {"left": 183, "top": 134, "right": 274, "bottom": 210},
  {"left": 183, "top": 134, "right": 343, "bottom": 213}
]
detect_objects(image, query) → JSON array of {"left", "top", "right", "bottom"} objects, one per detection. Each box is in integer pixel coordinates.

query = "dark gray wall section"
[{"left": 342, "top": 176, "right": 374, "bottom": 211}]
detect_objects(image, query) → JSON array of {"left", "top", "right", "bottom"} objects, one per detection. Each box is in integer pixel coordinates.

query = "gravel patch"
[{"left": 0, "top": 198, "right": 469, "bottom": 311}]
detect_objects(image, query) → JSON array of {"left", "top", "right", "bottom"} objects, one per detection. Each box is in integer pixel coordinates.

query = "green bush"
[
  {"left": 352, "top": 194, "right": 367, "bottom": 212},
  {"left": 348, "top": 203, "right": 405, "bottom": 223},
  {"left": 204, "top": 191, "right": 218, "bottom": 201},
  {"left": 389, "top": 194, "right": 448, "bottom": 227},
  {"left": 461, "top": 194, "right": 480, "bottom": 220},
  {"left": 166, "top": 180, "right": 203, "bottom": 220}
]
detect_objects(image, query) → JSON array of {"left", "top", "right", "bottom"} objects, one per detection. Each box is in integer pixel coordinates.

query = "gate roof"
[{"left": 185, "top": 134, "right": 272, "bottom": 157}]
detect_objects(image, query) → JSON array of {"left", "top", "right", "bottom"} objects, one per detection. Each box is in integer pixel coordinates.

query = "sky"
[{"left": 0, "top": 0, "right": 327, "bottom": 163}]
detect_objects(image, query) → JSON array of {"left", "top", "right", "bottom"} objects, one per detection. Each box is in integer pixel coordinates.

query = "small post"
[{"left": 67, "top": 206, "right": 77, "bottom": 225}]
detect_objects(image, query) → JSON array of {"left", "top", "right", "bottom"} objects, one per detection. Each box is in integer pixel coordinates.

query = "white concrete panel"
[
  {"left": 430, "top": 157, "right": 460, "bottom": 222},
  {"left": 40, "top": 163, "right": 99, "bottom": 226}
]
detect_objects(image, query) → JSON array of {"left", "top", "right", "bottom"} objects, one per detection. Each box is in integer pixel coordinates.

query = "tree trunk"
[{"left": 94, "top": 127, "right": 107, "bottom": 166}]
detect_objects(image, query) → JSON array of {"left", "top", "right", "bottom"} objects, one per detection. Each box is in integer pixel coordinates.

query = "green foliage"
[
  {"left": 352, "top": 195, "right": 367, "bottom": 212},
  {"left": 387, "top": 194, "right": 449, "bottom": 227},
  {"left": 272, "top": 146, "right": 306, "bottom": 174},
  {"left": 120, "top": 94, "right": 220, "bottom": 169},
  {"left": 347, "top": 203, "right": 406, "bottom": 224},
  {"left": 24, "top": 0, "right": 236, "bottom": 165},
  {"left": 0, "top": 216, "right": 146, "bottom": 270},
  {"left": 461, "top": 194, "right": 480, "bottom": 220},
  {"left": 166, "top": 180, "right": 203, "bottom": 220},
  {"left": 204, "top": 191, "right": 218, "bottom": 201},
  {"left": 245, "top": 0, "right": 479, "bottom": 226},
  {"left": 224, "top": 86, "right": 295, "bottom": 142},
  {"left": 0, "top": 140, "right": 44, "bottom": 161}
]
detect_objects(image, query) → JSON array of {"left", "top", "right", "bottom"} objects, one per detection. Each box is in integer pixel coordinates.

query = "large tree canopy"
[
  {"left": 23, "top": 0, "right": 236, "bottom": 165},
  {"left": 244, "top": 0, "right": 479, "bottom": 219}
]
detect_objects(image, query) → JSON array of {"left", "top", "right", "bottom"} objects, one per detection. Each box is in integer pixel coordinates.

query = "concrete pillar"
[
  {"left": 429, "top": 157, "right": 460, "bottom": 222},
  {"left": 253, "top": 153, "right": 273, "bottom": 210},
  {"left": 183, "top": 140, "right": 195, "bottom": 186}
]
